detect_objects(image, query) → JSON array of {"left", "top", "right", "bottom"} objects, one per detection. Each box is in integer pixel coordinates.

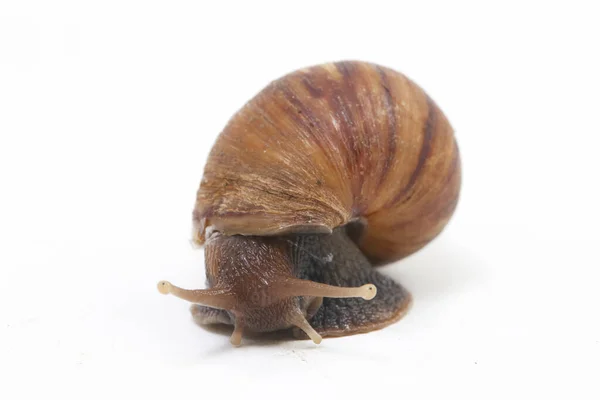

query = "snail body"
[{"left": 158, "top": 61, "right": 461, "bottom": 346}]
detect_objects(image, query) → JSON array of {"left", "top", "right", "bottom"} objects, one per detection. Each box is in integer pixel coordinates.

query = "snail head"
[{"left": 157, "top": 233, "right": 376, "bottom": 346}]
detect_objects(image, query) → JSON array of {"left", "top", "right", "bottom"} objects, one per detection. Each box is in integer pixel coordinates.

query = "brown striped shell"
[{"left": 193, "top": 61, "right": 461, "bottom": 265}]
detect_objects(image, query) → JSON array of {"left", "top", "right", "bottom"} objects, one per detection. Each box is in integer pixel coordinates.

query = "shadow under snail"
[{"left": 158, "top": 60, "right": 461, "bottom": 346}]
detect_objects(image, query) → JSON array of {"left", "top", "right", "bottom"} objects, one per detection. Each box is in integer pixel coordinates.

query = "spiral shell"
[{"left": 193, "top": 61, "right": 461, "bottom": 265}]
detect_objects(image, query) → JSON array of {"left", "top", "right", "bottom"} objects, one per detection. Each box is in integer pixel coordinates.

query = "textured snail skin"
[
  {"left": 161, "top": 61, "right": 461, "bottom": 344},
  {"left": 193, "top": 61, "right": 460, "bottom": 265},
  {"left": 192, "top": 227, "right": 412, "bottom": 337}
]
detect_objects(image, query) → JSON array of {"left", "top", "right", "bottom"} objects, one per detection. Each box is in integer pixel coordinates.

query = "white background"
[{"left": 1, "top": 1, "right": 599, "bottom": 399}]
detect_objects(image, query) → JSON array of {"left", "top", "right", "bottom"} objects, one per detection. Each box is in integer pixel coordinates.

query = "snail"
[{"left": 158, "top": 60, "right": 461, "bottom": 346}]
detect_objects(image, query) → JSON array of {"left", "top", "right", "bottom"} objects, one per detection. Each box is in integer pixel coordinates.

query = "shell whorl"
[{"left": 193, "top": 61, "right": 461, "bottom": 265}]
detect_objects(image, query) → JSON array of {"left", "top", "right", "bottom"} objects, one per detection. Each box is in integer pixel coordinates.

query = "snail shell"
[
  {"left": 193, "top": 61, "right": 460, "bottom": 264},
  {"left": 159, "top": 61, "right": 461, "bottom": 346}
]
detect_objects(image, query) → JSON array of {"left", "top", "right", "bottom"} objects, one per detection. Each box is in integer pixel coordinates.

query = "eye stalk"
[
  {"left": 272, "top": 279, "right": 377, "bottom": 300},
  {"left": 157, "top": 280, "right": 236, "bottom": 310}
]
